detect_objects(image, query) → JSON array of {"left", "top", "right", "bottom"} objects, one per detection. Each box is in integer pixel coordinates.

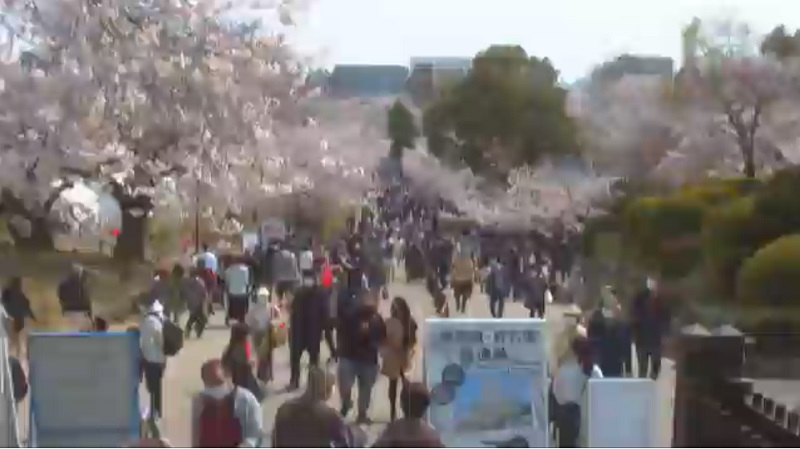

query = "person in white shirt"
[
  {"left": 224, "top": 257, "right": 252, "bottom": 324},
  {"left": 195, "top": 243, "right": 219, "bottom": 275},
  {"left": 140, "top": 300, "right": 167, "bottom": 420},
  {"left": 552, "top": 335, "right": 603, "bottom": 448}
]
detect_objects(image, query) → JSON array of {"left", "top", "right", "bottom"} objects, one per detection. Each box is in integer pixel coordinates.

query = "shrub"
[
  {"left": 580, "top": 214, "right": 620, "bottom": 257},
  {"left": 622, "top": 194, "right": 706, "bottom": 278},
  {"left": 737, "top": 234, "right": 800, "bottom": 316},
  {"left": 678, "top": 177, "right": 761, "bottom": 205},
  {"left": 702, "top": 196, "right": 776, "bottom": 297},
  {"left": 754, "top": 166, "right": 800, "bottom": 233}
]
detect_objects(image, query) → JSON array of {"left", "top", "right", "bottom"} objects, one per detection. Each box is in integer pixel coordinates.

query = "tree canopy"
[
  {"left": 422, "top": 45, "right": 579, "bottom": 180},
  {"left": 386, "top": 100, "right": 418, "bottom": 159},
  {"left": 0, "top": 0, "right": 378, "bottom": 259}
]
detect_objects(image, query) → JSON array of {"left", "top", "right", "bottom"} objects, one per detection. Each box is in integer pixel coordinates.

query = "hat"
[
  {"left": 299, "top": 250, "right": 314, "bottom": 271},
  {"left": 149, "top": 300, "right": 164, "bottom": 314}
]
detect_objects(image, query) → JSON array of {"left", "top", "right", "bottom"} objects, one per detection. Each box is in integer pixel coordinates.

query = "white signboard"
[
  {"left": 425, "top": 318, "right": 549, "bottom": 448},
  {"left": 260, "top": 218, "right": 287, "bottom": 243},
  {"left": 241, "top": 231, "right": 259, "bottom": 253},
  {"left": 28, "top": 332, "right": 140, "bottom": 447},
  {"left": 586, "top": 378, "right": 657, "bottom": 448}
]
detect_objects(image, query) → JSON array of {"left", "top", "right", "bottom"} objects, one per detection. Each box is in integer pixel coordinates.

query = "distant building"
[
  {"left": 590, "top": 55, "right": 674, "bottom": 84},
  {"left": 327, "top": 64, "right": 409, "bottom": 98},
  {"left": 406, "top": 56, "right": 472, "bottom": 106}
]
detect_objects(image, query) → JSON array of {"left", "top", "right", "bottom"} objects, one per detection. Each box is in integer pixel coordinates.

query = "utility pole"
[{"left": 194, "top": 176, "right": 200, "bottom": 253}]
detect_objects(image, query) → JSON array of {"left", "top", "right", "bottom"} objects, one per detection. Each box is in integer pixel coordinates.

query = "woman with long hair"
[
  {"left": 381, "top": 296, "right": 418, "bottom": 421},
  {"left": 221, "top": 322, "right": 264, "bottom": 401}
]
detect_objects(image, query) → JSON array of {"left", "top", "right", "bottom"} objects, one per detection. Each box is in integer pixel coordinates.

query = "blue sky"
[{"left": 291, "top": 0, "right": 800, "bottom": 82}]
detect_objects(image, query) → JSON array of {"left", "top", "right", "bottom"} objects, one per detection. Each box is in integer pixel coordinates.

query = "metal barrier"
[{"left": 673, "top": 325, "right": 800, "bottom": 447}]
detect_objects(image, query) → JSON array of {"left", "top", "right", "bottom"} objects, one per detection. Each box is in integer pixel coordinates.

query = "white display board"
[
  {"left": 425, "top": 318, "right": 549, "bottom": 448},
  {"left": 28, "top": 331, "right": 140, "bottom": 447},
  {"left": 1, "top": 314, "right": 21, "bottom": 448},
  {"left": 586, "top": 378, "right": 658, "bottom": 448}
]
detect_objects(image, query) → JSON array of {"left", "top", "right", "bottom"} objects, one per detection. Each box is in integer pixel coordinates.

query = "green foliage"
[
  {"left": 702, "top": 196, "right": 769, "bottom": 297},
  {"left": 580, "top": 214, "right": 621, "bottom": 257},
  {"left": 623, "top": 194, "right": 706, "bottom": 278},
  {"left": 421, "top": 45, "right": 579, "bottom": 178},
  {"left": 737, "top": 234, "right": 800, "bottom": 310},
  {"left": 386, "top": 100, "right": 418, "bottom": 159},
  {"left": 754, "top": 166, "right": 800, "bottom": 230},
  {"left": 761, "top": 25, "right": 800, "bottom": 60}
]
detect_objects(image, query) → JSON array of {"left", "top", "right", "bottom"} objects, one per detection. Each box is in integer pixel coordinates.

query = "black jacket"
[
  {"left": 337, "top": 305, "right": 386, "bottom": 364},
  {"left": 290, "top": 278, "right": 335, "bottom": 356},
  {"left": 57, "top": 273, "right": 92, "bottom": 314},
  {"left": 2, "top": 287, "right": 34, "bottom": 322}
]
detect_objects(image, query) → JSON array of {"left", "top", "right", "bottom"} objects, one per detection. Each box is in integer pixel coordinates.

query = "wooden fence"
[{"left": 673, "top": 326, "right": 800, "bottom": 447}]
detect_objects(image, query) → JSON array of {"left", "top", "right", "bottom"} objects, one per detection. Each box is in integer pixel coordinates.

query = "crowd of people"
[{"left": 0, "top": 185, "right": 673, "bottom": 448}]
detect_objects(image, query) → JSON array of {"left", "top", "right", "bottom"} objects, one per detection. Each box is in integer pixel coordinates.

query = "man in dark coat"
[
  {"left": 58, "top": 264, "right": 92, "bottom": 318},
  {"left": 631, "top": 277, "right": 671, "bottom": 379},
  {"left": 288, "top": 252, "right": 336, "bottom": 391}
]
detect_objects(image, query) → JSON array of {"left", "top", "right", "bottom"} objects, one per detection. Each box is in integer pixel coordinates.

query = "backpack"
[
  {"left": 9, "top": 356, "right": 27, "bottom": 403},
  {"left": 198, "top": 389, "right": 242, "bottom": 447},
  {"left": 321, "top": 263, "right": 334, "bottom": 288},
  {"left": 150, "top": 313, "right": 184, "bottom": 356}
]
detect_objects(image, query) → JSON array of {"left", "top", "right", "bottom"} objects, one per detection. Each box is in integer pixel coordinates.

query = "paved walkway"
[
  {"left": 150, "top": 276, "right": 675, "bottom": 447},
  {"left": 14, "top": 275, "right": 675, "bottom": 447}
]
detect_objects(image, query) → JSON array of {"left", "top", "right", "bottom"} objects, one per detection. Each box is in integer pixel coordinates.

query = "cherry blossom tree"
[
  {"left": 0, "top": 0, "right": 333, "bottom": 259},
  {"left": 674, "top": 19, "right": 799, "bottom": 179}
]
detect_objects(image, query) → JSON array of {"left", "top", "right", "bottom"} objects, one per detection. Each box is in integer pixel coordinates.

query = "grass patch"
[{"left": 0, "top": 248, "right": 154, "bottom": 330}]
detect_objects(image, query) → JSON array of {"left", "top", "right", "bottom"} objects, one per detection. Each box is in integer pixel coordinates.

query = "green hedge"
[
  {"left": 622, "top": 194, "right": 707, "bottom": 278},
  {"left": 737, "top": 234, "right": 800, "bottom": 311},
  {"left": 701, "top": 196, "right": 772, "bottom": 297}
]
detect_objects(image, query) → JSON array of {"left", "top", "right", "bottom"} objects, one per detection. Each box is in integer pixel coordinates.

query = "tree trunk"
[
  {"left": 114, "top": 207, "right": 148, "bottom": 261},
  {"left": 7, "top": 215, "right": 56, "bottom": 251},
  {"left": 110, "top": 183, "right": 153, "bottom": 262},
  {"left": 742, "top": 143, "right": 757, "bottom": 178},
  {"left": 0, "top": 187, "right": 70, "bottom": 252}
]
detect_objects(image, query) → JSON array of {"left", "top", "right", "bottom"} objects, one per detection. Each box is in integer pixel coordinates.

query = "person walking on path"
[
  {"left": 337, "top": 292, "right": 386, "bottom": 424},
  {"left": 522, "top": 268, "right": 547, "bottom": 319},
  {"left": 246, "top": 287, "right": 277, "bottom": 384},
  {"left": 450, "top": 246, "right": 475, "bottom": 314},
  {"left": 486, "top": 257, "right": 510, "bottom": 318},
  {"left": 58, "top": 263, "right": 93, "bottom": 329},
  {"left": 631, "top": 277, "right": 671, "bottom": 380},
  {"left": 380, "top": 296, "right": 418, "bottom": 422},
  {"left": 221, "top": 323, "right": 263, "bottom": 402},
  {"left": 274, "top": 244, "right": 300, "bottom": 305},
  {"left": 183, "top": 267, "right": 209, "bottom": 339},
  {"left": 224, "top": 255, "right": 252, "bottom": 324},
  {"left": 587, "top": 286, "right": 632, "bottom": 377},
  {"left": 140, "top": 300, "right": 167, "bottom": 420},
  {"left": 2, "top": 277, "right": 35, "bottom": 357},
  {"left": 372, "top": 381, "right": 444, "bottom": 448},
  {"left": 287, "top": 250, "right": 336, "bottom": 391},
  {"left": 165, "top": 265, "right": 187, "bottom": 323},
  {"left": 552, "top": 335, "right": 603, "bottom": 448},
  {"left": 191, "top": 358, "right": 264, "bottom": 448},
  {"left": 272, "top": 365, "right": 354, "bottom": 448}
]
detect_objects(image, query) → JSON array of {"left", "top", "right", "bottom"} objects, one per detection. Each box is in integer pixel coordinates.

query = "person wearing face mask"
[
  {"left": 587, "top": 286, "right": 632, "bottom": 378},
  {"left": 287, "top": 250, "right": 337, "bottom": 391},
  {"left": 191, "top": 358, "right": 264, "bottom": 448},
  {"left": 631, "top": 277, "right": 671, "bottom": 380},
  {"left": 337, "top": 291, "right": 386, "bottom": 424}
]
